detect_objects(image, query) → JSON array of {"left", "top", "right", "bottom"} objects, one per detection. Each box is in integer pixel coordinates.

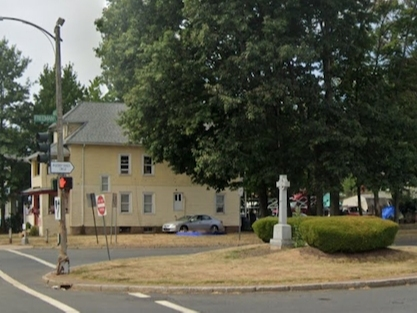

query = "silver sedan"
[{"left": 162, "top": 214, "right": 225, "bottom": 234}]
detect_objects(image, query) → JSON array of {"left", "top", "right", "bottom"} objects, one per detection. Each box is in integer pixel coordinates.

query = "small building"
[{"left": 24, "top": 102, "right": 239, "bottom": 235}]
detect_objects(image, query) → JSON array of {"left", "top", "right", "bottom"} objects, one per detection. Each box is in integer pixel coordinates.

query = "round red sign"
[
  {"left": 97, "top": 195, "right": 105, "bottom": 205},
  {"left": 96, "top": 195, "right": 106, "bottom": 216}
]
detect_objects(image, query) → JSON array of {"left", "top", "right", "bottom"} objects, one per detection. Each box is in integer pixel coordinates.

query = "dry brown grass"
[
  {"left": 63, "top": 245, "right": 417, "bottom": 287},
  {"left": 0, "top": 232, "right": 263, "bottom": 249},
  {"left": 3, "top": 228, "right": 417, "bottom": 287}
]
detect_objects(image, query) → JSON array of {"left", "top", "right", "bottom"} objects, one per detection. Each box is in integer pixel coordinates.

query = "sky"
[{"left": 0, "top": 0, "right": 107, "bottom": 96}]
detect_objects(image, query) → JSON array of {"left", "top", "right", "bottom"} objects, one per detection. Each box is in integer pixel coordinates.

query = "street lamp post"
[{"left": 0, "top": 16, "right": 69, "bottom": 274}]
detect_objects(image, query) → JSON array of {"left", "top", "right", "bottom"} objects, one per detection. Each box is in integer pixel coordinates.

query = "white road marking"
[
  {"left": 155, "top": 300, "right": 199, "bottom": 313},
  {"left": 0, "top": 270, "right": 79, "bottom": 313},
  {"left": 129, "top": 292, "right": 151, "bottom": 298},
  {"left": 6, "top": 249, "right": 55, "bottom": 268}
]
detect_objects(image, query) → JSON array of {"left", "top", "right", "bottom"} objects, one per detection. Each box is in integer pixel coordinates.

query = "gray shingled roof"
[{"left": 63, "top": 102, "right": 129, "bottom": 145}]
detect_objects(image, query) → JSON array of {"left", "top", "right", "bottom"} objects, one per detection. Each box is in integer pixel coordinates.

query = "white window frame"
[
  {"left": 120, "top": 192, "right": 131, "bottom": 214},
  {"left": 119, "top": 154, "right": 131, "bottom": 175},
  {"left": 142, "top": 155, "right": 154, "bottom": 175},
  {"left": 143, "top": 192, "right": 154, "bottom": 214},
  {"left": 100, "top": 175, "right": 110, "bottom": 192},
  {"left": 216, "top": 194, "right": 225, "bottom": 214}
]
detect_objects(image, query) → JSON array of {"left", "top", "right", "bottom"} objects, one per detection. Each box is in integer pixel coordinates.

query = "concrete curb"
[{"left": 42, "top": 273, "right": 417, "bottom": 294}]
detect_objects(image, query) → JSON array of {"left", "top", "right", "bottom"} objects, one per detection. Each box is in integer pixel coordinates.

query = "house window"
[
  {"left": 101, "top": 175, "right": 110, "bottom": 192},
  {"left": 120, "top": 154, "right": 130, "bottom": 174},
  {"left": 120, "top": 193, "right": 131, "bottom": 213},
  {"left": 216, "top": 194, "right": 225, "bottom": 213},
  {"left": 143, "top": 193, "right": 154, "bottom": 214},
  {"left": 143, "top": 155, "right": 154, "bottom": 175}
]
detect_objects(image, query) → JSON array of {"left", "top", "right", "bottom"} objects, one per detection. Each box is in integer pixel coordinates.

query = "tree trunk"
[
  {"left": 373, "top": 189, "right": 380, "bottom": 216},
  {"left": 357, "top": 185, "right": 363, "bottom": 216},
  {"left": 315, "top": 189, "right": 324, "bottom": 216},
  {"left": 330, "top": 190, "right": 340, "bottom": 216},
  {"left": 258, "top": 184, "right": 268, "bottom": 218},
  {"left": 393, "top": 189, "right": 400, "bottom": 223}
]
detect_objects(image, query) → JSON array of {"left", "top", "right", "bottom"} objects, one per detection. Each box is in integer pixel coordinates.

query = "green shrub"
[
  {"left": 26, "top": 222, "right": 31, "bottom": 230},
  {"left": 252, "top": 216, "right": 313, "bottom": 245},
  {"left": 29, "top": 225, "right": 39, "bottom": 237},
  {"left": 299, "top": 216, "right": 398, "bottom": 253},
  {"left": 252, "top": 217, "right": 277, "bottom": 242}
]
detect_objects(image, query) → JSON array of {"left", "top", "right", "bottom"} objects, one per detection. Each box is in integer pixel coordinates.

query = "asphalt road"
[{"left": 0, "top": 238, "right": 416, "bottom": 313}]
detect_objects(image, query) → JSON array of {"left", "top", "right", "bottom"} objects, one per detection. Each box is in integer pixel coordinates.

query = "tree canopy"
[
  {"left": 0, "top": 38, "right": 32, "bottom": 230},
  {"left": 96, "top": 0, "right": 417, "bottom": 217}
]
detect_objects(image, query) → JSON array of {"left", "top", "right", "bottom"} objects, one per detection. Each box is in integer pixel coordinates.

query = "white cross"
[
  {"left": 276, "top": 175, "right": 290, "bottom": 224},
  {"left": 276, "top": 175, "right": 290, "bottom": 190}
]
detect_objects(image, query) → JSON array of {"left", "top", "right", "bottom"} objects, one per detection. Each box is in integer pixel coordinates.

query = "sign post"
[
  {"left": 110, "top": 192, "right": 117, "bottom": 244},
  {"left": 238, "top": 187, "right": 244, "bottom": 242},
  {"left": 87, "top": 193, "right": 99, "bottom": 244},
  {"left": 96, "top": 194, "right": 110, "bottom": 260}
]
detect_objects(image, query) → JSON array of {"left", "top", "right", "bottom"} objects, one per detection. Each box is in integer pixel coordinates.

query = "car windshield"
[{"left": 177, "top": 215, "right": 191, "bottom": 221}]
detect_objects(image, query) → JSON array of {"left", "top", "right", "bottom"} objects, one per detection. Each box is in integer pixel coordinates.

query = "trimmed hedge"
[
  {"left": 299, "top": 216, "right": 398, "bottom": 253},
  {"left": 252, "top": 216, "right": 314, "bottom": 245}
]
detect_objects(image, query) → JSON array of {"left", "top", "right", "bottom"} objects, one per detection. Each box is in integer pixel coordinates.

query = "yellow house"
[{"left": 25, "top": 102, "right": 240, "bottom": 235}]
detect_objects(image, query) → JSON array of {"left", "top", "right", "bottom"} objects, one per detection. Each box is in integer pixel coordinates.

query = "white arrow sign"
[
  {"left": 54, "top": 196, "right": 61, "bottom": 220},
  {"left": 50, "top": 161, "right": 74, "bottom": 174}
]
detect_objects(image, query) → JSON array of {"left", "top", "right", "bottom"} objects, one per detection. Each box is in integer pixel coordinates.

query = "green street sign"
[{"left": 34, "top": 115, "right": 57, "bottom": 124}]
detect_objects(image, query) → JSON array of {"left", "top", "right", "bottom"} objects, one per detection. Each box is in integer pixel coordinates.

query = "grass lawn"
[{"left": 1, "top": 228, "right": 413, "bottom": 287}]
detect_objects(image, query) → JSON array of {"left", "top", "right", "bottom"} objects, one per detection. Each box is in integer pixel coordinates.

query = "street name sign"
[
  {"left": 34, "top": 114, "right": 56, "bottom": 124},
  {"left": 50, "top": 161, "right": 74, "bottom": 174}
]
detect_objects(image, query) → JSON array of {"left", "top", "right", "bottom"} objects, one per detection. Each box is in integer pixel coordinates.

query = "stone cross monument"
[{"left": 270, "top": 175, "right": 292, "bottom": 249}]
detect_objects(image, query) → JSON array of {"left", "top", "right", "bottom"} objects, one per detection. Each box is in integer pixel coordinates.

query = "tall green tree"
[
  {"left": 0, "top": 39, "right": 32, "bottom": 231},
  {"left": 33, "top": 63, "right": 85, "bottom": 116},
  {"left": 85, "top": 76, "right": 118, "bottom": 102},
  {"left": 96, "top": 0, "right": 417, "bottom": 218}
]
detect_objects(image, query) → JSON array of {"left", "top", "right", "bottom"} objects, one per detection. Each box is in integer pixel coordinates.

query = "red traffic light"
[{"left": 59, "top": 177, "right": 73, "bottom": 190}]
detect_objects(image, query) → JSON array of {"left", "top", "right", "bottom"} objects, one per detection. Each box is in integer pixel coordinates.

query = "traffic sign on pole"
[
  {"left": 96, "top": 194, "right": 106, "bottom": 216},
  {"left": 50, "top": 161, "right": 74, "bottom": 174},
  {"left": 54, "top": 197, "right": 61, "bottom": 220}
]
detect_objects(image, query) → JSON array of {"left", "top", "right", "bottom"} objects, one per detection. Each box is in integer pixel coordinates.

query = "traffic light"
[
  {"left": 59, "top": 177, "right": 73, "bottom": 190},
  {"left": 36, "top": 132, "right": 51, "bottom": 164}
]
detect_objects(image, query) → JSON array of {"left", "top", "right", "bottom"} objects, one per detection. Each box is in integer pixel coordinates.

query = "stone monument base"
[{"left": 270, "top": 223, "right": 292, "bottom": 249}]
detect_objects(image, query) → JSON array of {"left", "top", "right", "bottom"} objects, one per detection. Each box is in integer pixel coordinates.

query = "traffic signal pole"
[
  {"left": 0, "top": 15, "right": 69, "bottom": 275},
  {"left": 55, "top": 18, "right": 69, "bottom": 275}
]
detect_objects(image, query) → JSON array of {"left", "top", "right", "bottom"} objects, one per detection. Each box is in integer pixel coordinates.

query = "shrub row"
[
  {"left": 252, "top": 216, "right": 398, "bottom": 253},
  {"left": 252, "top": 216, "right": 315, "bottom": 246},
  {"left": 300, "top": 216, "right": 398, "bottom": 253}
]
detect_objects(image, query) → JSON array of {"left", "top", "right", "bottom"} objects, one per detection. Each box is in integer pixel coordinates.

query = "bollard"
[
  {"left": 9, "top": 228, "right": 12, "bottom": 244},
  {"left": 45, "top": 229, "right": 49, "bottom": 244}
]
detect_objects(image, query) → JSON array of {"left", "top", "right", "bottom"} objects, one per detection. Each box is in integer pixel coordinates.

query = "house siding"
[
  {"left": 68, "top": 144, "right": 239, "bottom": 234},
  {"left": 26, "top": 102, "right": 240, "bottom": 236}
]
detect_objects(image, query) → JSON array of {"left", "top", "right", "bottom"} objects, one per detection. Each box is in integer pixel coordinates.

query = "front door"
[{"left": 174, "top": 193, "right": 183, "bottom": 211}]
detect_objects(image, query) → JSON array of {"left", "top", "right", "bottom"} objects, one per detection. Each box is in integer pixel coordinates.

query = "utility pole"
[
  {"left": 0, "top": 15, "right": 69, "bottom": 274},
  {"left": 54, "top": 17, "right": 69, "bottom": 275}
]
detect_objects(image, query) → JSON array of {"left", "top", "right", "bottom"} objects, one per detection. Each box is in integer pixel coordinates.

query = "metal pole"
[
  {"left": 55, "top": 18, "right": 69, "bottom": 274},
  {"left": 110, "top": 203, "right": 113, "bottom": 244},
  {"left": 0, "top": 15, "right": 67, "bottom": 270},
  {"left": 103, "top": 216, "right": 111, "bottom": 260},
  {"left": 115, "top": 202, "right": 118, "bottom": 244},
  {"left": 21, "top": 204, "right": 28, "bottom": 245},
  {"left": 90, "top": 194, "right": 99, "bottom": 244}
]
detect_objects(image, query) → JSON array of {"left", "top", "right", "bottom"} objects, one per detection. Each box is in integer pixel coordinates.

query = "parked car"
[
  {"left": 162, "top": 215, "right": 192, "bottom": 233},
  {"left": 162, "top": 214, "right": 225, "bottom": 234}
]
